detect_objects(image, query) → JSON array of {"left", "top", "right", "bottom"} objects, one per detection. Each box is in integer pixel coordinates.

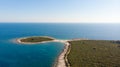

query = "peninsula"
[{"left": 17, "top": 36, "right": 120, "bottom": 67}]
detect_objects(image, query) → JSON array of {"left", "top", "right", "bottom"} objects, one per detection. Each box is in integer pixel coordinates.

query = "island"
[
  {"left": 17, "top": 36, "right": 55, "bottom": 44},
  {"left": 16, "top": 36, "right": 120, "bottom": 67}
]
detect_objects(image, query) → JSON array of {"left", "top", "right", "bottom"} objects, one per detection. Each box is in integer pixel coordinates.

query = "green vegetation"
[
  {"left": 20, "top": 36, "right": 54, "bottom": 43},
  {"left": 68, "top": 40, "right": 120, "bottom": 67}
]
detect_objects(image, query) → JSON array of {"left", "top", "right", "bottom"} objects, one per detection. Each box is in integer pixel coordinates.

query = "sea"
[{"left": 0, "top": 23, "right": 120, "bottom": 67}]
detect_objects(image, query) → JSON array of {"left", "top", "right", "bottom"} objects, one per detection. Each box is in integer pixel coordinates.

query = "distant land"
[{"left": 17, "top": 36, "right": 120, "bottom": 67}]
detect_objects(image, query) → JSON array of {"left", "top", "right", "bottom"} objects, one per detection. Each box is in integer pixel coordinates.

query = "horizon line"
[{"left": 0, "top": 22, "right": 120, "bottom": 23}]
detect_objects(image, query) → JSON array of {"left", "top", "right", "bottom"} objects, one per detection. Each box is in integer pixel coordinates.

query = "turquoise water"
[{"left": 0, "top": 23, "right": 120, "bottom": 67}]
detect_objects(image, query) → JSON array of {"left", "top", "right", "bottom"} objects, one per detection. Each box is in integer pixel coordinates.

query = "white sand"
[{"left": 55, "top": 41, "right": 70, "bottom": 67}]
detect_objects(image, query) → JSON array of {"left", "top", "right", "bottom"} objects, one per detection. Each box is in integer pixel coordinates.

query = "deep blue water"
[{"left": 0, "top": 23, "right": 120, "bottom": 67}]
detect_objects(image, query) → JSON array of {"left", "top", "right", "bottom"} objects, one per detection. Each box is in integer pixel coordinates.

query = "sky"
[{"left": 0, "top": 0, "right": 120, "bottom": 23}]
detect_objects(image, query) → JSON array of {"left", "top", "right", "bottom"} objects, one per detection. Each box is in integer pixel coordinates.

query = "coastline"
[
  {"left": 54, "top": 41, "right": 70, "bottom": 67},
  {"left": 16, "top": 36, "right": 70, "bottom": 67}
]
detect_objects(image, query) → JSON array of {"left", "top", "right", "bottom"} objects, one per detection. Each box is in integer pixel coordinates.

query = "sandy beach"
[{"left": 55, "top": 40, "right": 70, "bottom": 67}]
